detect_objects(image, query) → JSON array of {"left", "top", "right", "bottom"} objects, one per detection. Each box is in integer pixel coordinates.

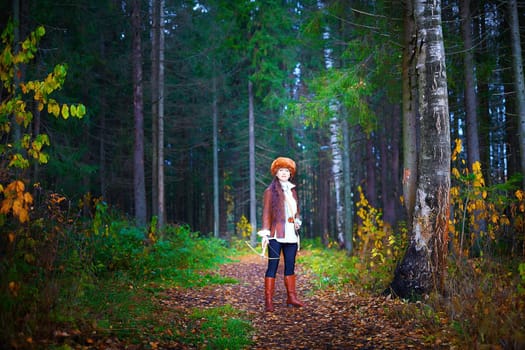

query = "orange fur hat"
[{"left": 270, "top": 157, "right": 296, "bottom": 177}]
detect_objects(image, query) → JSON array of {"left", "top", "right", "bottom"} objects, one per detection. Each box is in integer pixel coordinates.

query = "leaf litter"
[{"left": 160, "top": 253, "right": 454, "bottom": 349}]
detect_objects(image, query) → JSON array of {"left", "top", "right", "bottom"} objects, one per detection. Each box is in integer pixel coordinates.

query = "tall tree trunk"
[
  {"left": 249, "top": 80, "right": 257, "bottom": 246},
  {"left": 508, "top": 0, "right": 525, "bottom": 189},
  {"left": 132, "top": 0, "right": 146, "bottom": 226},
  {"left": 460, "top": 0, "right": 480, "bottom": 168},
  {"left": 157, "top": 0, "right": 165, "bottom": 229},
  {"left": 319, "top": 133, "right": 330, "bottom": 245},
  {"left": 402, "top": 0, "right": 418, "bottom": 226},
  {"left": 390, "top": 104, "right": 402, "bottom": 223},
  {"left": 461, "top": 0, "right": 485, "bottom": 254},
  {"left": 151, "top": 0, "right": 165, "bottom": 229},
  {"left": 342, "top": 117, "right": 353, "bottom": 253},
  {"left": 380, "top": 107, "right": 396, "bottom": 225},
  {"left": 391, "top": 0, "right": 451, "bottom": 298},
  {"left": 330, "top": 115, "right": 345, "bottom": 247},
  {"left": 213, "top": 75, "right": 219, "bottom": 238},
  {"left": 151, "top": 0, "right": 159, "bottom": 220}
]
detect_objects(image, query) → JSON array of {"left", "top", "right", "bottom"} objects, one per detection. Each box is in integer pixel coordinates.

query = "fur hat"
[{"left": 271, "top": 157, "right": 296, "bottom": 177}]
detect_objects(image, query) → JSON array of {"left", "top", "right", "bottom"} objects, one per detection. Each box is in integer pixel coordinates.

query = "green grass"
[
  {"left": 182, "top": 305, "right": 254, "bottom": 349},
  {"left": 298, "top": 238, "right": 361, "bottom": 290}
]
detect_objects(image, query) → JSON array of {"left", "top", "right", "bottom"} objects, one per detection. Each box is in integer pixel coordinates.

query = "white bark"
[
  {"left": 342, "top": 117, "right": 353, "bottom": 253},
  {"left": 329, "top": 115, "right": 345, "bottom": 246},
  {"left": 391, "top": 0, "right": 451, "bottom": 298}
]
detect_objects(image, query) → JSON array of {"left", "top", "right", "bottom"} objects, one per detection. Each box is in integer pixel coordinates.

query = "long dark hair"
[{"left": 269, "top": 177, "right": 285, "bottom": 221}]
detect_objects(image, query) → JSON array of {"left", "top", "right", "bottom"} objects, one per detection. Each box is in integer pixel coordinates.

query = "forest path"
[{"left": 162, "top": 252, "right": 452, "bottom": 349}]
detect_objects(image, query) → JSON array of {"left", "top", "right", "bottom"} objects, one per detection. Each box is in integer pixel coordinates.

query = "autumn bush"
[
  {"left": 313, "top": 153, "right": 525, "bottom": 349},
  {"left": 0, "top": 191, "right": 238, "bottom": 348},
  {"left": 428, "top": 139, "right": 525, "bottom": 348},
  {"left": 437, "top": 257, "right": 525, "bottom": 348},
  {"left": 384, "top": 141, "right": 525, "bottom": 349}
]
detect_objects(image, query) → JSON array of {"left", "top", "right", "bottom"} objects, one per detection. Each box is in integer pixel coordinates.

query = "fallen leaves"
[{"left": 160, "top": 254, "right": 452, "bottom": 349}]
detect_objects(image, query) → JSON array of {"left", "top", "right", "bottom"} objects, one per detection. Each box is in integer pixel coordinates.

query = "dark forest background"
[{"left": 0, "top": 0, "right": 521, "bottom": 242}]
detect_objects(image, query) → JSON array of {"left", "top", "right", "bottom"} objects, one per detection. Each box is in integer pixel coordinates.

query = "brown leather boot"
[
  {"left": 264, "top": 277, "right": 275, "bottom": 312},
  {"left": 284, "top": 274, "right": 305, "bottom": 307}
]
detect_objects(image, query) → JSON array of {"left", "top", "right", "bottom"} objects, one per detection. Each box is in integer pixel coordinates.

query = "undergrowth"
[
  {"left": 0, "top": 196, "right": 246, "bottom": 349},
  {"left": 299, "top": 238, "right": 525, "bottom": 348}
]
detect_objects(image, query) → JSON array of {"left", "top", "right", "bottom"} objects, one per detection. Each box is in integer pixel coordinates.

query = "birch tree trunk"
[
  {"left": 508, "top": 0, "right": 525, "bottom": 189},
  {"left": 249, "top": 81, "right": 257, "bottom": 246},
  {"left": 391, "top": 0, "right": 451, "bottom": 298},
  {"left": 329, "top": 115, "right": 345, "bottom": 247},
  {"left": 132, "top": 0, "right": 146, "bottom": 226},
  {"left": 342, "top": 117, "right": 353, "bottom": 253}
]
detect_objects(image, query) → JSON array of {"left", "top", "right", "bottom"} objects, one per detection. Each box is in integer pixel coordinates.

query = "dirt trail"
[{"left": 163, "top": 253, "right": 452, "bottom": 349}]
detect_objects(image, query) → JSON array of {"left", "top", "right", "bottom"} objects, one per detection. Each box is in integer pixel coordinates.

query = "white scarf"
[{"left": 280, "top": 181, "right": 297, "bottom": 217}]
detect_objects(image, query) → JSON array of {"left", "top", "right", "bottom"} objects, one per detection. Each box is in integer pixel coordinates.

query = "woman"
[{"left": 257, "top": 156, "right": 305, "bottom": 312}]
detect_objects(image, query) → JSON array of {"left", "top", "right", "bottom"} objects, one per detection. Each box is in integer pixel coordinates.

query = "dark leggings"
[{"left": 265, "top": 239, "right": 298, "bottom": 277}]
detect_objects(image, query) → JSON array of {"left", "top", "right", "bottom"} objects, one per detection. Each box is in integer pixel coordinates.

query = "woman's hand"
[
  {"left": 261, "top": 235, "right": 269, "bottom": 251},
  {"left": 294, "top": 218, "right": 302, "bottom": 231}
]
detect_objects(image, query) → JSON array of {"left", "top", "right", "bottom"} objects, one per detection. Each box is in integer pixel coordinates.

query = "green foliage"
[
  {"left": 300, "top": 235, "right": 405, "bottom": 294},
  {"left": 0, "top": 191, "right": 240, "bottom": 346},
  {"left": 183, "top": 305, "right": 253, "bottom": 349},
  {"left": 518, "top": 262, "right": 525, "bottom": 295},
  {"left": 286, "top": 65, "right": 375, "bottom": 132},
  {"left": 0, "top": 20, "right": 86, "bottom": 224},
  {"left": 299, "top": 238, "right": 360, "bottom": 289}
]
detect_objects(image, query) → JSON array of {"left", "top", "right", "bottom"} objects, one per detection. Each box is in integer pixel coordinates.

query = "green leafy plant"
[
  {"left": 0, "top": 21, "right": 86, "bottom": 224},
  {"left": 518, "top": 262, "right": 525, "bottom": 295},
  {"left": 299, "top": 238, "right": 360, "bottom": 290}
]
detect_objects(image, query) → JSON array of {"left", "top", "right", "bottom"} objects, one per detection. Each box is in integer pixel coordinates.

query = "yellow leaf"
[
  {"left": 0, "top": 199, "right": 11, "bottom": 214},
  {"left": 9, "top": 281, "right": 18, "bottom": 296},
  {"left": 61, "top": 104, "right": 69, "bottom": 119},
  {"left": 12, "top": 198, "right": 23, "bottom": 215},
  {"left": 19, "top": 209, "right": 29, "bottom": 223},
  {"left": 23, "top": 192, "right": 33, "bottom": 204},
  {"left": 53, "top": 103, "right": 60, "bottom": 117},
  {"left": 10, "top": 180, "right": 25, "bottom": 193}
]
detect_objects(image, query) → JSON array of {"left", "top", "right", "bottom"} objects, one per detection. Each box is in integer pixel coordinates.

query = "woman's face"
[{"left": 276, "top": 168, "right": 291, "bottom": 181}]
